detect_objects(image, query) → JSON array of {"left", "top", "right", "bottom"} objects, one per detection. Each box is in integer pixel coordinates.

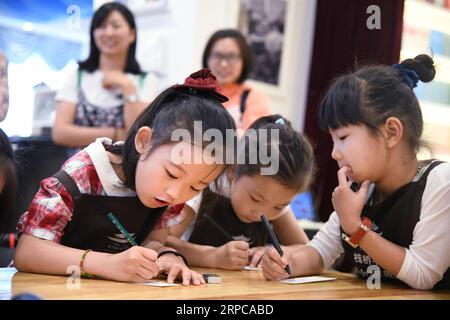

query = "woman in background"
[
  {"left": 203, "top": 29, "right": 271, "bottom": 133},
  {"left": 53, "top": 2, "right": 158, "bottom": 148}
]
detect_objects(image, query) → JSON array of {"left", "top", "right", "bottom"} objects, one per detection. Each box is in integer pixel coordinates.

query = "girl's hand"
[
  {"left": 104, "top": 246, "right": 159, "bottom": 282},
  {"left": 157, "top": 252, "right": 205, "bottom": 286},
  {"left": 261, "top": 247, "right": 291, "bottom": 281},
  {"left": 248, "top": 246, "right": 267, "bottom": 267},
  {"left": 332, "top": 166, "right": 371, "bottom": 235},
  {"left": 102, "top": 70, "right": 134, "bottom": 92},
  {"left": 213, "top": 241, "right": 249, "bottom": 270}
]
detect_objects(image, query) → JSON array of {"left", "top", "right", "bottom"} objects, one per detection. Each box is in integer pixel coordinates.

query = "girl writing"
[
  {"left": 168, "top": 115, "right": 314, "bottom": 270},
  {"left": 262, "top": 55, "right": 450, "bottom": 290},
  {"left": 14, "top": 69, "right": 236, "bottom": 285}
]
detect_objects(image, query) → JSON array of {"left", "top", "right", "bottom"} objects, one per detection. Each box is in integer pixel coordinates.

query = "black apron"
[
  {"left": 342, "top": 161, "right": 450, "bottom": 290},
  {"left": 188, "top": 188, "right": 268, "bottom": 248},
  {"left": 54, "top": 170, "right": 166, "bottom": 254}
]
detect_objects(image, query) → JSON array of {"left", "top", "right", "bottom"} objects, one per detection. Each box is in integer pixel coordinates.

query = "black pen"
[
  {"left": 203, "top": 213, "right": 233, "bottom": 242},
  {"left": 261, "top": 214, "right": 291, "bottom": 275}
]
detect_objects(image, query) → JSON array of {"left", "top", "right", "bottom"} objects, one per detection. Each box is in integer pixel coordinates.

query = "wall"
[
  {"left": 95, "top": 0, "right": 317, "bottom": 130},
  {"left": 190, "top": 0, "right": 317, "bottom": 131}
]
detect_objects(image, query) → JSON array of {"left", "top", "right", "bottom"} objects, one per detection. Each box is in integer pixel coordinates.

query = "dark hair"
[
  {"left": 78, "top": 2, "right": 142, "bottom": 74},
  {"left": 319, "top": 54, "right": 436, "bottom": 153},
  {"left": 202, "top": 29, "right": 253, "bottom": 84},
  {"left": 233, "top": 115, "right": 315, "bottom": 193},
  {"left": 106, "top": 86, "right": 237, "bottom": 190},
  {"left": 0, "top": 128, "right": 18, "bottom": 232}
]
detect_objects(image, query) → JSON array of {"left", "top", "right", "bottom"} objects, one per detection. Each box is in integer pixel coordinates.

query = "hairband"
[
  {"left": 174, "top": 69, "right": 229, "bottom": 102},
  {"left": 392, "top": 64, "right": 420, "bottom": 89}
]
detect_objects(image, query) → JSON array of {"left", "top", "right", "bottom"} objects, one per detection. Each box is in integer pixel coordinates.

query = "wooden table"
[{"left": 1, "top": 267, "right": 449, "bottom": 300}]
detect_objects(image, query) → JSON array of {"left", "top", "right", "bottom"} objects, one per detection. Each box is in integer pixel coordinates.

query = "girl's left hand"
[
  {"left": 248, "top": 246, "right": 266, "bottom": 267},
  {"left": 332, "top": 166, "right": 371, "bottom": 235},
  {"left": 157, "top": 253, "right": 205, "bottom": 286},
  {"left": 102, "top": 71, "right": 134, "bottom": 92}
]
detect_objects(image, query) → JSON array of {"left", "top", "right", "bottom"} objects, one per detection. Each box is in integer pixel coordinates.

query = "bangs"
[{"left": 318, "top": 76, "right": 369, "bottom": 131}]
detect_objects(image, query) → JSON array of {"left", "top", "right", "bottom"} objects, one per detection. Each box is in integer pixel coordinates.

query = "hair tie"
[
  {"left": 392, "top": 64, "right": 420, "bottom": 89},
  {"left": 174, "top": 69, "right": 229, "bottom": 102},
  {"left": 275, "top": 118, "right": 285, "bottom": 125}
]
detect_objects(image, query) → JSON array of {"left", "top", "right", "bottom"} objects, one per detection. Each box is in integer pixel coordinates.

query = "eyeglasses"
[{"left": 209, "top": 52, "right": 241, "bottom": 65}]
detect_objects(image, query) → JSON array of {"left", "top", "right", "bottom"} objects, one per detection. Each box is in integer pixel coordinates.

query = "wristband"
[
  {"left": 80, "top": 249, "right": 97, "bottom": 279},
  {"left": 157, "top": 250, "right": 188, "bottom": 267}
]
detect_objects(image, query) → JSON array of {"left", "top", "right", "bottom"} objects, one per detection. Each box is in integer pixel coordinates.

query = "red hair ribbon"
[{"left": 174, "top": 69, "right": 229, "bottom": 103}]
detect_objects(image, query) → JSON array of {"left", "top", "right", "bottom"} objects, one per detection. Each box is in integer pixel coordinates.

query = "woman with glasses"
[{"left": 203, "top": 29, "right": 271, "bottom": 132}]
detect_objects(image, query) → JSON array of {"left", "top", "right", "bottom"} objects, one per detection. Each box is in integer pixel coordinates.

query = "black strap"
[
  {"left": 239, "top": 89, "right": 251, "bottom": 120},
  {"left": 157, "top": 250, "right": 189, "bottom": 267},
  {"left": 418, "top": 160, "right": 444, "bottom": 183},
  {"left": 52, "top": 170, "right": 81, "bottom": 199}
]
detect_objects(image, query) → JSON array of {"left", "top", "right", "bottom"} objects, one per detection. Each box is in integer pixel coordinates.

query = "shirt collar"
[{"left": 84, "top": 138, "right": 136, "bottom": 196}]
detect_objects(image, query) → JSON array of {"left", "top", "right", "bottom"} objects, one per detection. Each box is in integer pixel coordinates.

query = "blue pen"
[{"left": 107, "top": 212, "right": 137, "bottom": 246}]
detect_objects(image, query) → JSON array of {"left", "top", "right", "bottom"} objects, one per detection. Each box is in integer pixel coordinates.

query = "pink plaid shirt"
[{"left": 17, "top": 140, "right": 182, "bottom": 243}]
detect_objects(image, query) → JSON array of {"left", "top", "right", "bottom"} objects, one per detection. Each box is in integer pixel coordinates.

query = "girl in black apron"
[
  {"left": 261, "top": 54, "right": 449, "bottom": 290},
  {"left": 167, "top": 115, "right": 315, "bottom": 270},
  {"left": 14, "top": 69, "right": 236, "bottom": 284}
]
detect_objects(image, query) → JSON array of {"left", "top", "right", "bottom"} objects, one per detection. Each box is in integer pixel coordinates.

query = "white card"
[
  {"left": 244, "top": 266, "right": 262, "bottom": 271},
  {"left": 142, "top": 280, "right": 179, "bottom": 287},
  {"left": 280, "top": 276, "right": 336, "bottom": 284}
]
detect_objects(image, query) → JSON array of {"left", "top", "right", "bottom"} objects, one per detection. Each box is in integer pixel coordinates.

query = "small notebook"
[
  {"left": 280, "top": 276, "right": 336, "bottom": 284},
  {"left": 142, "top": 280, "right": 179, "bottom": 287}
]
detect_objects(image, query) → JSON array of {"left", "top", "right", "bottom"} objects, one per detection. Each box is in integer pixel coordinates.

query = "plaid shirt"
[{"left": 17, "top": 143, "right": 182, "bottom": 243}]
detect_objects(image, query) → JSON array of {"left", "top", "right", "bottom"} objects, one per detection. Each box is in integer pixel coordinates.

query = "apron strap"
[
  {"left": 53, "top": 170, "right": 82, "bottom": 199},
  {"left": 416, "top": 160, "right": 444, "bottom": 183},
  {"left": 77, "top": 69, "right": 82, "bottom": 89},
  {"left": 139, "top": 72, "right": 146, "bottom": 89},
  {"left": 239, "top": 89, "right": 251, "bottom": 120}
]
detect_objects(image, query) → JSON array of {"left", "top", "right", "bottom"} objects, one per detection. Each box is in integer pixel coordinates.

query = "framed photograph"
[
  {"left": 238, "top": 0, "right": 287, "bottom": 86},
  {"left": 116, "top": 0, "right": 168, "bottom": 16}
]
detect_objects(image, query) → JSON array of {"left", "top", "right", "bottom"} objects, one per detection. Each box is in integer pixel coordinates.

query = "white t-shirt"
[
  {"left": 56, "top": 69, "right": 159, "bottom": 108},
  {"left": 307, "top": 161, "right": 450, "bottom": 290}
]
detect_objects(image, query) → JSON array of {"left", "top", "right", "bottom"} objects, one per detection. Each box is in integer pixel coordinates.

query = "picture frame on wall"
[
  {"left": 117, "top": 0, "right": 168, "bottom": 16},
  {"left": 238, "top": 0, "right": 287, "bottom": 86}
]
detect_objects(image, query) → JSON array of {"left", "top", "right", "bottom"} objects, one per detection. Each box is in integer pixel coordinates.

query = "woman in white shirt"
[{"left": 53, "top": 2, "right": 158, "bottom": 148}]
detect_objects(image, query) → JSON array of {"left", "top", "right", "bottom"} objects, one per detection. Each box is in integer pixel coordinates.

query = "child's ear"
[
  {"left": 382, "top": 117, "right": 403, "bottom": 149},
  {"left": 135, "top": 126, "right": 153, "bottom": 154}
]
